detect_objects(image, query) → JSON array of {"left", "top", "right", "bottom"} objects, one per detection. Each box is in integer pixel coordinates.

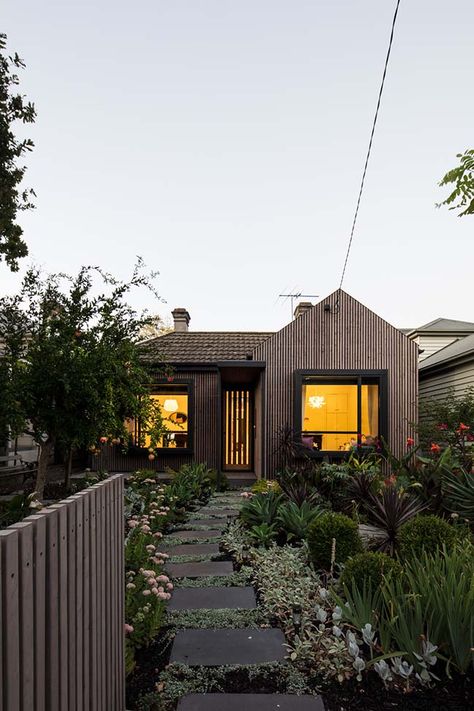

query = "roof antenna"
[{"left": 278, "top": 291, "right": 319, "bottom": 320}]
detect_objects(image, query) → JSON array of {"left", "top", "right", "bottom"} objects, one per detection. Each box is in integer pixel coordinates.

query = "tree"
[
  {"left": 0, "top": 34, "right": 36, "bottom": 270},
  {"left": 0, "top": 260, "right": 168, "bottom": 498},
  {"left": 438, "top": 149, "right": 474, "bottom": 217}
]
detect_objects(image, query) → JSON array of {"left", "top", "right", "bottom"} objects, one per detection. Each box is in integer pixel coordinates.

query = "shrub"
[
  {"left": 307, "top": 512, "right": 362, "bottom": 570},
  {"left": 341, "top": 551, "right": 402, "bottom": 591},
  {"left": 398, "top": 515, "right": 457, "bottom": 559},
  {"left": 252, "top": 478, "right": 282, "bottom": 495}
]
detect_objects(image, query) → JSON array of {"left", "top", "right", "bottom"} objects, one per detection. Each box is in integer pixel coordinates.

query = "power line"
[{"left": 339, "top": 0, "right": 402, "bottom": 289}]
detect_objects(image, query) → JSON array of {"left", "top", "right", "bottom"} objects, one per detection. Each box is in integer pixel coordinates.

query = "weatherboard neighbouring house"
[{"left": 99, "top": 289, "right": 418, "bottom": 480}]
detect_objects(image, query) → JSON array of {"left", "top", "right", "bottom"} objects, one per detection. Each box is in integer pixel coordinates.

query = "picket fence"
[{"left": 0, "top": 474, "right": 125, "bottom": 711}]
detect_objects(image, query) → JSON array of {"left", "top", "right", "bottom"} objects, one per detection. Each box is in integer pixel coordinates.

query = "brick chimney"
[
  {"left": 172, "top": 308, "right": 191, "bottom": 332},
  {"left": 293, "top": 302, "right": 313, "bottom": 319}
]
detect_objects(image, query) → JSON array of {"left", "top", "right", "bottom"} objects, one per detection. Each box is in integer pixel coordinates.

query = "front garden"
[{"left": 124, "top": 406, "right": 474, "bottom": 710}]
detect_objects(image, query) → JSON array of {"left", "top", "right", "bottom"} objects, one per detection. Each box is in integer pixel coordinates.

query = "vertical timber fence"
[{"left": 0, "top": 474, "right": 125, "bottom": 711}]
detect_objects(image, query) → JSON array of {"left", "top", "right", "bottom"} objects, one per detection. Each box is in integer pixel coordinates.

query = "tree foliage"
[
  {"left": 0, "top": 34, "right": 36, "bottom": 270},
  {"left": 0, "top": 260, "right": 167, "bottom": 497},
  {"left": 438, "top": 149, "right": 474, "bottom": 217}
]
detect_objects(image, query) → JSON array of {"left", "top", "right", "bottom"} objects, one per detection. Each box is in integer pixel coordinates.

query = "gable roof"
[
  {"left": 419, "top": 332, "right": 474, "bottom": 372},
  {"left": 140, "top": 331, "right": 273, "bottom": 364},
  {"left": 405, "top": 317, "right": 474, "bottom": 335}
]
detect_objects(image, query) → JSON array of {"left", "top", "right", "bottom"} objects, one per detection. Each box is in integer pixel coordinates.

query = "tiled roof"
[
  {"left": 419, "top": 332, "right": 474, "bottom": 371},
  {"left": 139, "top": 332, "right": 274, "bottom": 363}
]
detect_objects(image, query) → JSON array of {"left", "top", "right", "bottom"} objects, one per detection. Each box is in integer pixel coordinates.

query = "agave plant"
[
  {"left": 249, "top": 522, "right": 278, "bottom": 547},
  {"left": 442, "top": 465, "right": 474, "bottom": 523},
  {"left": 240, "top": 491, "right": 283, "bottom": 527},
  {"left": 277, "top": 500, "right": 324, "bottom": 542},
  {"left": 363, "top": 486, "right": 426, "bottom": 555}
]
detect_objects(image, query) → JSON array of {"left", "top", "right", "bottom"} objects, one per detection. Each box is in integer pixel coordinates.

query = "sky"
[{"left": 1, "top": 0, "right": 473, "bottom": 332}]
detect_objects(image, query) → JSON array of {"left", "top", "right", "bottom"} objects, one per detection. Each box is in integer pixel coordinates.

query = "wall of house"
[
  {"left": 97, "top": 369, "right": 220, "bottom": 472},
  {"left": 419, "top": 360, "right": 474, "bottom": 402},
  {"left": 253, "top": 289, "right": 418, "bottom": 477},
  {"left": 416, "top": 334, "right": 459, "bottom": 361}
]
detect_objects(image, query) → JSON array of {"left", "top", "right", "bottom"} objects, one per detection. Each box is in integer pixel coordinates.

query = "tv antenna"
[{"left": 278, "top": 290, "right": 319, "bottom": 319}]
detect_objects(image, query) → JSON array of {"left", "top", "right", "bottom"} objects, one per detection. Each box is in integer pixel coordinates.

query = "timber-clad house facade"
[{"left": 99, "top": 290, "right": 418, "bottom": 480}]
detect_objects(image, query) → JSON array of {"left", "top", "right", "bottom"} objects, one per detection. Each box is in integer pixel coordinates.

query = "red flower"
[
  {"left": 167, "top": 376, "right": 174, "bottom": 382},
  {"left": 467, "top": 434, "right": 474, "bottom": 442},
  {"left": 437, "top": 423, "right": 448, "bottom": 431},
  {"left": 457, "top": 422, "right": 470, "bottom": 432},
  {"left": 384, "top": 474, "right": 397, "bottom": 487},
  {"left": 406, "top": 437, "right": 415, "bottom": 448},
  {"left": 430, "top": 443, "right": 441, "bottom": 454}
]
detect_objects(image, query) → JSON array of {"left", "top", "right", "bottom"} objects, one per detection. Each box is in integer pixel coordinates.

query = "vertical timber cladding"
[{"left": 253, "top": 289, "right": 419, "bottom": 477}]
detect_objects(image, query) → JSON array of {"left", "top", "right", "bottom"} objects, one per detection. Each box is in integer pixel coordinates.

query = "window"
[
  {"left": 126, "top": 383, "right": 192, "bottom": 450},
  {"left": 295, "top": 371, "right": 386, "bottom": 453}
]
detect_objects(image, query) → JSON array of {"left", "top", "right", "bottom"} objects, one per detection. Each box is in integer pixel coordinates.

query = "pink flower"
[
  {"left": 154, "top": 532, "right": 163, "bottom": 539},
  {"left": 128, "top": 520, "right": 138, "bottom": 528},
  {"left": 151, "top": 587, "right": 159, "bottom": 595},
  {"left": 157, "top": 575, "right": 169, "bottom": 582},
  {"left": 146, "top": 544, "right": 156, "bottom": 552},
  {"left": 126, "top": 583, "right": 136, "bottom": 590},
  {"left": 142, "top": 590, "right": 151, "bottom": 596},
  {"left": 141, "top": 525, "right": 151, "bottom": 533},
  {"left": 166, "top": 582, "right": 173, "bottom": 591},
  {"left": 124, "top": 623, "right": 134, "bottom": 634},
  {"left": 157, "top": 592, "right": 168, "bottom": 600}
]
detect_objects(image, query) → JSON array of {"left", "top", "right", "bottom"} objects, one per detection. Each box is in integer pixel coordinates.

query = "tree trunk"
[
  {"left": 64, "top": 448, "right": 73, "bottom": 490},
  {"left": 35, "top": 437, "right": 55, "bottom": 500}
]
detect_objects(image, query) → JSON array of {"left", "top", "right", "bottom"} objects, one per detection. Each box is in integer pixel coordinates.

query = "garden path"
[{"left": 161, "top": 489, "right": 325, "bottom": 710}]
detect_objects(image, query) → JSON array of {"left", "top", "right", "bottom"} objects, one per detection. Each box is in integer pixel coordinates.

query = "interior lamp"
[
  {"left": 308, "top": 396, "right": 326, "bottom": 409},
  {"left": 163, "top": 399, "right": 179, "bottom": 413}
]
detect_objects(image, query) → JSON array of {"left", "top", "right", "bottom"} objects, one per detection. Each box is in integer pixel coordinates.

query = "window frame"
[
  {"left": 293, "top": 369, "right": 388, "bottom": 456},
  {"left": 136, "top": 380, "right": 195, "bottom": 454}
]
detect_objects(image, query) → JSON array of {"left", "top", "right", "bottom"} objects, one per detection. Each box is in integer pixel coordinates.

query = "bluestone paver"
[
  {"left": 166, "top": 561, "right": 234, "bottom": 578},
  {"left": 166, "top": 529, "right": 220, "bottom": 540},
  {"left": 178, "top": 694, "right": 325, "bottom": 711},
  {"left": 198, "top": 508, "right": 239, "bottom": 517},
  {"left": 162, "top": 543, "right": 220, "bottom": 557},
  {"left": 168, "top": 586, "right": 256, "bottom": 610},
  {"left": 170, "top": 628, "right": 286, "bottom": 666}
]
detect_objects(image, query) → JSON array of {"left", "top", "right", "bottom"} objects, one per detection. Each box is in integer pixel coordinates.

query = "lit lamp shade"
[{"left": 163, "top": 399, "right": 179, "bottom": 413}]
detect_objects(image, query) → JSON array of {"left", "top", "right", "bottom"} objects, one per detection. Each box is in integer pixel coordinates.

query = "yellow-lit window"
[
  {"left": 126, "top": 385, "right": 190, "bottom": 450},
  {"left": 301, "top": 378, "right": 379, "bottom": 452},
  {"left": 150, "top": 388, "right": 189, "bottom": 449}
]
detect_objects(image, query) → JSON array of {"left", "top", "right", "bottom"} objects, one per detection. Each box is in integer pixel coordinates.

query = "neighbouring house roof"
[
  {"left": 140, "top": 331, "right": 274, "bottom": 364},
  {"left": 419, "top": 332, "right": 474, "bottom": 372},
  {"left": 405, "top": 317, "right": 474, "bottom": 336}
]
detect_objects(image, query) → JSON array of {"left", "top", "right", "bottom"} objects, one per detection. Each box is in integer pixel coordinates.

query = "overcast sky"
[{"left": 2, "top": 0, "right": 473, "bottom": 332}]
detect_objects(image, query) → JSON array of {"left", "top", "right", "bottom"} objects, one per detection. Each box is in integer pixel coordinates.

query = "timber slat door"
[{"left": 223, "top": 388, "right": 253, "bottom": 471}]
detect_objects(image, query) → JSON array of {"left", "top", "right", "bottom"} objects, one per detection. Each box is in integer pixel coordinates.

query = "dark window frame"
[
  {"left": 293, "top": 369, "right": 388, "bottom": 457},
  {"left": 135, "top": 380, "right": 195, "bottom": 455}
]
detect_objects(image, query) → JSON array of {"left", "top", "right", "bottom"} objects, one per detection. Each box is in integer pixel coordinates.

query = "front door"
[{"left": 223, "top": 387, "right": 254, "bottom": 471}]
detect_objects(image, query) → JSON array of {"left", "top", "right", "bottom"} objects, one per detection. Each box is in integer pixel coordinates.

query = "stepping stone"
[
  {"left": 168, "top": 586, "right": 256, "bottom": 610},
  {"left": 178, "top": 694, "right": 325, "bottom": 710},
  {"left": 166, "top": 561, "right": 233, "bottom": 578},
  {"left": 170, "top": 628, "right": 286, "bottom": 666},
  {"left": 163, "top": 543, "right": 220, "bottom": 557},
  {"left": 167, "top": 529, "right": 220, "bottom": 540},
  {"left": 185, "top": 519, "right": 226, "bottom": 529},
  {"left": 198, "top": 508, "right": 239, "bottom": 517}
]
